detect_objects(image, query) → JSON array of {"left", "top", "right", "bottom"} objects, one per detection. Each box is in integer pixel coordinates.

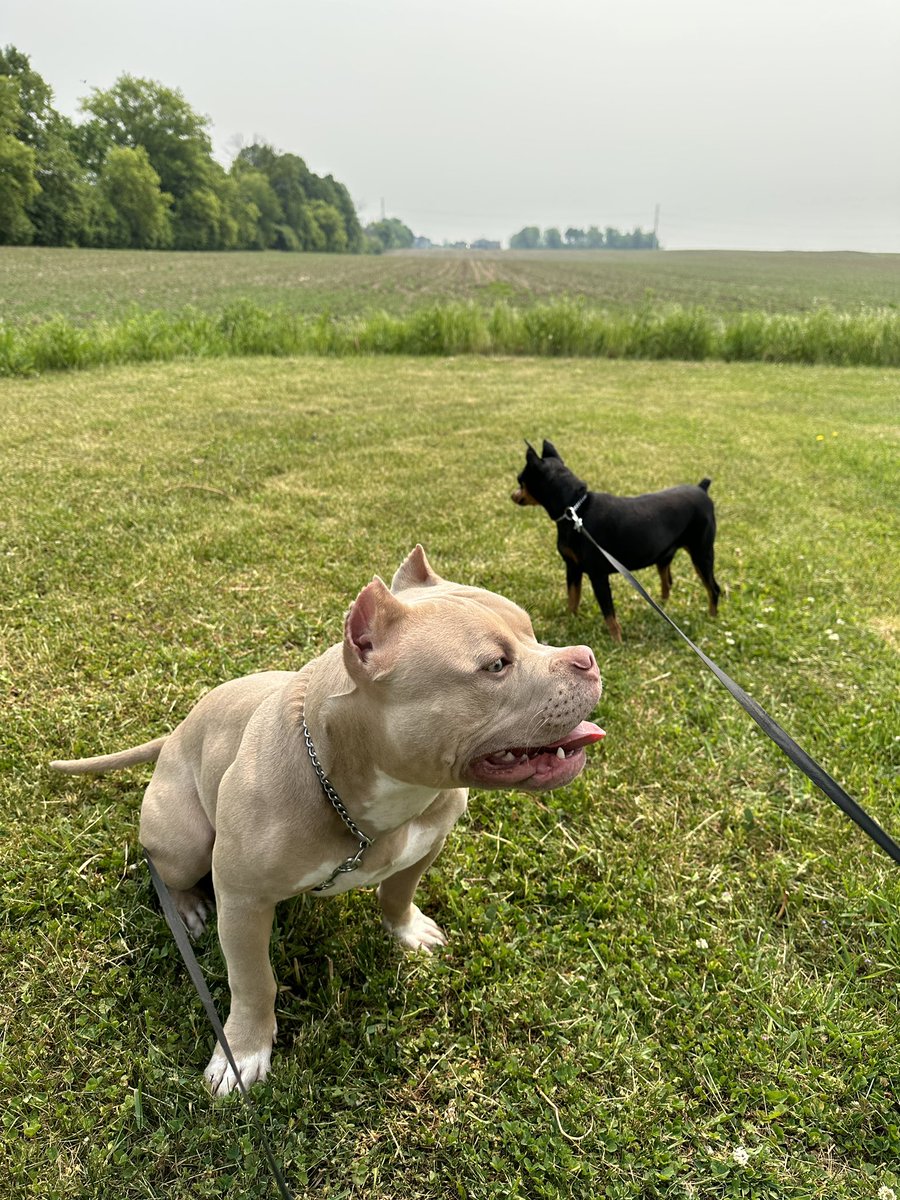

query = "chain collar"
[{"left": 302, "top": 714, "right": 375, "bottom": 892}]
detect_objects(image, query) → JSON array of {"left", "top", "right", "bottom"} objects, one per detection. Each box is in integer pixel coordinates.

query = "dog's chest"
[
  {"left": 291, "top": 772, "right": 453, "bottom": 897},
  {"left": 292, "top": 817, "right": 441, "bottom": 896}
]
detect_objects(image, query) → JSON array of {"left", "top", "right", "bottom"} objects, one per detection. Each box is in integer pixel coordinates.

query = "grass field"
[
  {"left": 3, "top": 246, "right": 899, "bottom": 327},
  {"left": 2, "top": 353, "right": 898, "bottom": 1199}
]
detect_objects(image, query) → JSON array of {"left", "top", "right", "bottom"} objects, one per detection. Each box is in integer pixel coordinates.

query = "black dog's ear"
[
  {"left": 524, "top": 439, "right": 539, "bottom": 460},
  {"left": 542, "top": 439, "right": 560, "bottom": 459}
]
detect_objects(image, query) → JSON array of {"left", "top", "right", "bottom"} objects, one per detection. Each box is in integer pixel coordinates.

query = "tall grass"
[{"left": 2, "top": 299, "right": 900, "bottom": 376}]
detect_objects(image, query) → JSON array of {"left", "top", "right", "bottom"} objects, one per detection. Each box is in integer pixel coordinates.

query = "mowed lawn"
[
  {"left": 3, "top": 245, "right": 900, "bottom": 326},
  {"left": 2, "top": 355, "right": 898, "bottom": 1199}
]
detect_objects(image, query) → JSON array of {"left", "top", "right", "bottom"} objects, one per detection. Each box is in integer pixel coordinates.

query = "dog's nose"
[
  {"left": 571, "top": 645, "right": 597, "bottom": 672},
  {"left": 564, "top": 645, "right": 600, "bottom": 680}
]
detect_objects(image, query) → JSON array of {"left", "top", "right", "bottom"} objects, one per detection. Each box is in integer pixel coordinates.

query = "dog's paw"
[
  {"left": 204, "top": 1043, "right": 272, "bottom": 1097},
  {"left": 171, "top": 886, "right": 212, "bottom": 939},
  {"left": 383, "top": 904, "right": 448, "bottom": 953}
]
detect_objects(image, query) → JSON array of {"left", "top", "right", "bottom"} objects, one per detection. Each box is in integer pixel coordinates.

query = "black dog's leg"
[
  {"left": 588, "top": 573, "right": 622, "bottom": 643},
  {"left": 688, "top": 539, "right": 721, "bottom": 616},
  {"left": 564, "top": 555, "right": 583, "bottom": 614},
  {"left": 656, "top": 557, "right": 674, "bottom": 603}
]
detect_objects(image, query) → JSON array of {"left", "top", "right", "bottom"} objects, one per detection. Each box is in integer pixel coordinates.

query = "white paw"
[
  {"left": 204, "top": 1044, "right": 272, "bottom": 1097},
  {"left": 383, "top": 904, "right": 448, "bottom": 953},
  {"left": 171, "top": 887, "right": 212, "bottom": 939}
]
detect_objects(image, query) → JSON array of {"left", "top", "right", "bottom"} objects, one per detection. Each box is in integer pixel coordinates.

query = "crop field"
[
  {"left": 2, "top": 348, "right": 898, "bottom": 1199},
  {"left": 2, "top": 245, "right": 899, "bottom": 327}
]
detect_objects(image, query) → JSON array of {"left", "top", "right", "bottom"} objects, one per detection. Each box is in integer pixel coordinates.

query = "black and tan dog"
[{"left": 512, "top": 440, "right": 721, "bottom": 641}]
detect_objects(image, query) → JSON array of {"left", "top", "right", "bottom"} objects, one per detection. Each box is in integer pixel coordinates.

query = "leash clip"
[
  {"left": 557, "top": 492, "right": 588, "bottom": 533},
  {"left": 565, "top": 504, "right": 584, "bottom": 532}
]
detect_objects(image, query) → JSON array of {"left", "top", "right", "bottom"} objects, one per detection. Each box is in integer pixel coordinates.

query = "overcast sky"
[{"left": 6, "top": 0, "right": 900, "bottom": 251}]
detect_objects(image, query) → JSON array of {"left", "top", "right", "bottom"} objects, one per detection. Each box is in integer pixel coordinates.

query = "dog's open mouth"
[{"left": 466, "top": 720, "right": 605, "bottom": 791}]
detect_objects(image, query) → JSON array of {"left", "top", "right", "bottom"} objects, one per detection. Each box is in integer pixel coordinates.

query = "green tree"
[
  {"left": 0, "top": 76, "right": 39, "bottom": 243},
  {"left": 172, "top": 164, "right": 246, "bottom": 250},
  {"left": 365, "top": 217, "right": 414, "bottom": 251},
  {"left": 229, "top": 162, "right": 284, "bottom": 248},
  {"left": 585, "top": 225, "right": 604, "bottom": 248},
  {"left": 509, "top": 225, "right": 541, "bottom": 249},
  {"left": 81, "top": 74, "right": 221, "bottom": 248},
  {"left": 0, "top": 45, "right": 90, "bottom": 245},
  {"left": 321, "top": 176, "right": 362, "bottom": 251},
  {"left": 542, "top": 226, "right": 563, "bottom": 249},
  {"left": 564, "top": 227, "right": 586, "bottom": 248},
  {"left": 308, "top": 200, "right": 348, "bottom": 252},
  {"left": 234, "top": 144, "right": 319, "bottom": 249},
  {"left": 95, "top": 145, "right": 173, "bottom": 248}
]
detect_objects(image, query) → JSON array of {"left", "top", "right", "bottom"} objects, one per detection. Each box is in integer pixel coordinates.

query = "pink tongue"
[{"left": 550, "top": 721, "right": 605, "bottom": 752}]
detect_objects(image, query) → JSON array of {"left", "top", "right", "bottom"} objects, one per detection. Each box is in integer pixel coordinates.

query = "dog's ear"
[
  {"left": 525, "top": 440, "right": 540, "bottom": 463},
  {"left": 541, "top": 439, "right": 560, "bottom": 459},
  {"left": 390, "top": 544, "right": 442, "bottom": 594},
  {"left": 343, "top": 577, "right": 405, "bottom": 680}
]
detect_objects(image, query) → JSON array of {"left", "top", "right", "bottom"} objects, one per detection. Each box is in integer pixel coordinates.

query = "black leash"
[
  {"left": 559, "top": 504, "right": 900, "bottom": 867},
  {"left": 144, "top": 850, "right": 295, "bottom": 1200}
]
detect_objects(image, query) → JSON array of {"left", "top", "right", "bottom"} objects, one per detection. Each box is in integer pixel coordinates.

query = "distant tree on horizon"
[
  {"left": 365, "top": 217, "right": 415, "bottom": 252},
  {"left": 509, "top": 223, "right": 659, "bottom": 250}
]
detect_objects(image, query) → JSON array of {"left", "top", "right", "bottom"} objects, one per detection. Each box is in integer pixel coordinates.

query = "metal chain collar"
[{"left": 301, "top": 714, "right": 375, "bottom": 891}]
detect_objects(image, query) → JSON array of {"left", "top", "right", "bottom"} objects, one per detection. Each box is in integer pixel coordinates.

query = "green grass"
[
  {"left": 3, "top": 299, "right": 900, "bottom": 376},
  {"left": 2, "top": 356, "right": 899, "bottom": 1198},
  {"left": 2, "top": 246, "right": 899, "bottom": 327}
]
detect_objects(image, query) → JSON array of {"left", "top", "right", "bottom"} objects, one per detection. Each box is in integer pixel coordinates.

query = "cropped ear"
[
  {"left": 525, "top": 440, "right": 540, "bottom": 463},
  {"left": 541, "top": 439, "right": 560, "bottom": 459},
  {"left": 390, "top": 544, "right": 442, "bottom": 593},
  {"left": 343, "top": 577, "right": 406, "bottom": 680}
]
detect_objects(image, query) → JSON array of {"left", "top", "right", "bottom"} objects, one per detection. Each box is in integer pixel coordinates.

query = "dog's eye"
[{"left": 483, "top": 656, "right": 509, "bottom": 674}]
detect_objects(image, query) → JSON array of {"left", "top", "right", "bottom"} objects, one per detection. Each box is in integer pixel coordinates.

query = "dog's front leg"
[
  {"left": 378, "top": 845, "right": 448, "bottom": 952},
  {"left": 378, "top": 822, "right": 461, "bottom": 956},
  {"left": 564, "top": 555, "right": 583, "bottom": 614},
  {"left": 204, "top": 889, "right": 277, "bottom": 1096},
  {"left": 589, "top": 572, "right": 623, "bottom": 642},
  {"left": 377, "top": 790, "right": 467, "bottom": 951}
]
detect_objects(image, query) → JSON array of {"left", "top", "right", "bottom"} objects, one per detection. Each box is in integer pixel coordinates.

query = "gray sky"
[{"left": 6, "top": 0, "right": 900, "bottom": 251}]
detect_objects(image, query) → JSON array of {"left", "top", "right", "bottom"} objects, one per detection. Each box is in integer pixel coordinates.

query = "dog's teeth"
[
  {"left": 556, "top": 747, "right": 566, "bottom": 759},
  {"left": 501, "top": 751, "right": 515, "bottom": 762}
]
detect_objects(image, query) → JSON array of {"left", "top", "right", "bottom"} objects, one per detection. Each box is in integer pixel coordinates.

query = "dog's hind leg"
[
  {"left": 140, "top": 761, "right": 216, "bottom": 937},
  {"left": 688, "top": 540, "right": 721, "bottom": 616}
]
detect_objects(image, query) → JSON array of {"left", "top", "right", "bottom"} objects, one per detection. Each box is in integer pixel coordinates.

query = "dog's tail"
[
  {"left": 50, "top": 736, "right": 168, "bottom": 775},
  {"left": 698, "top": 478, "right": 712, "bottom": 491}
]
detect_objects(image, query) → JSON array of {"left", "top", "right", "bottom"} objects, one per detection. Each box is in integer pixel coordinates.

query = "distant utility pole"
[
  {"left": 380, "top": 197, "right": 386, "bottom": 221},
  {"left": 653, "top": 203, "right": 661, "bottom": 249}
]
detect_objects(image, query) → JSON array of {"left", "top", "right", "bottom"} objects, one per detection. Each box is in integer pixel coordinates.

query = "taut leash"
[{"left": 559, "top": 503, "right": 900, "bottom": 867}]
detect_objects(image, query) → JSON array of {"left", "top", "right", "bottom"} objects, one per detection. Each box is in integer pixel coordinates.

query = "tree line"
[
  {"left": 509, "top": 225, "right": 659, "bottom": 250},
  {"left": 0, "top": 46, "right": 400, "bottom": 253},
  {"left": 1, "top": 47, "right": 661, "bottom": 256}
]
